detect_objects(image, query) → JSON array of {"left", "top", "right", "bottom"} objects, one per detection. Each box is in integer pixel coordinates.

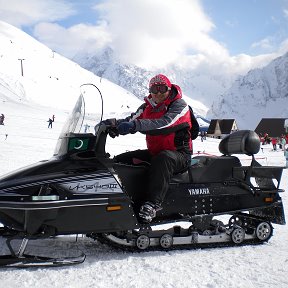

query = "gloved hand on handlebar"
[
  {"left": 94, "top": 118, "right": 119, "bottom": 138},
  {"left": 117, "top": 121, "right": 136, "bottom": 135},
  {"left": 101, "top": 118, "right": 117, "bottom": 126},
  {"left": 108, "top": 127, "right": 119, "bottom": 138},
  {"left": 101, "top": 118, "right": 120, "bottom": 138}
]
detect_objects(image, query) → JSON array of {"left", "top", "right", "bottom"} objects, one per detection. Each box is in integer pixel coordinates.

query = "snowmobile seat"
[
  {"left": 189, "top": 155, "right": 242, "bottom": 183},
  {"left": 170, "top": 170, "right": 190, "bottom": 183},
  {"left": 131, "top": 160, "right": 191, "bottom": 183},
  {"left": 114, "top": 157, "right": 191, "bottom": 184},
  {"left": 156, "top": 131, "right": 260, "bottom": 184},
  {"left": 219, "top": 130, "right": 260, "bottom": 156},
  {"left": 170, "top": 158, "right": 203, "bottom": 183}
]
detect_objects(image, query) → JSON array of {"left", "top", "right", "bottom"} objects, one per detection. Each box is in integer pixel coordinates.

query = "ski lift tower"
[{"left": 18, "top": 58, "right": 25, "bottom": 76}]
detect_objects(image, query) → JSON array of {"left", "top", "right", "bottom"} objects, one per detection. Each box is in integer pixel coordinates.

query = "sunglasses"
[{"left": 149, "top": 85, "right": 171, "bottom": 94}]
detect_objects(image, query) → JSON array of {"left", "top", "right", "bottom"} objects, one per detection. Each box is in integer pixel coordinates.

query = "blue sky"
[
  {"left": 203, "top": 0, "right": 288, "bottom": 55},
  {"left": 1, "top": 0, "right": 288, "bottom": 72}
]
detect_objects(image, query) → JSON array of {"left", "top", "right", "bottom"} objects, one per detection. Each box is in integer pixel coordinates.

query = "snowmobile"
[{"left": 0, "top": 84, "right": 285, "bottom": 268}]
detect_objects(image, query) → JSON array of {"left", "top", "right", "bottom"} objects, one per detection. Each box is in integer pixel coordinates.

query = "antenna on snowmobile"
[
  {"left": 80, "top": 83, "right": 105, "bottom": 144},
  {"left": 80, "top": 83, "right": 104, "bottom": 124}
]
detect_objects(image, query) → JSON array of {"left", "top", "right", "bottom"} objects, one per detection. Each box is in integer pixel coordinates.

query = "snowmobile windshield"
[
  {"left": 53, "top": 84, "right": 103, "bottom": 156},
  {"left": 60, "top": 94, "right": 85, "bottom": 135}
]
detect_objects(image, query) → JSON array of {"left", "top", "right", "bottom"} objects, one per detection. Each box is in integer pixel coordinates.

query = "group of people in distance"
[{"left": 262, "top": 133, "right": 287, "bottom": 151}]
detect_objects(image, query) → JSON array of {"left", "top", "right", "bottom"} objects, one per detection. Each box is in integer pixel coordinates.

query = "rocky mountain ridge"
[{"left": 207, "top": 52, "right": 288, "bottom": 129}]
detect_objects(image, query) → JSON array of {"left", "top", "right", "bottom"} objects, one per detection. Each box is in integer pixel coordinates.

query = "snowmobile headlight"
[
  {"left": 106, "top": 205, "right": 122, "bottom": 211},
  {"left": 264, "top": 197, "right": 273, "bottom": 203}
]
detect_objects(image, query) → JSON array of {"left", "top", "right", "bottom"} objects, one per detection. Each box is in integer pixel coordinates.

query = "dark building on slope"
[
  {"left": 254, "top": 118, "right": 287, "bottom": 137},
  {"left": 207, "top": 119, "right": 238, "bottom": 138}
]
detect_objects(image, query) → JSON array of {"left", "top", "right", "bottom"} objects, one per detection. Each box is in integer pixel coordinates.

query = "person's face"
[{"left": 150, "top": 85, "right": 170, "bottom": 104}]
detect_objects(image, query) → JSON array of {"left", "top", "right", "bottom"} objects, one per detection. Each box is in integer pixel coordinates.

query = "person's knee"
[
  {"left": 151, "top": 151, "right": 177, "bottom": 168},
  {"left": 152, "top": 151, "right": 169, "bottom": 162},
  {"left": 157, "top": 150, "right": 174, "bottom": 159}
]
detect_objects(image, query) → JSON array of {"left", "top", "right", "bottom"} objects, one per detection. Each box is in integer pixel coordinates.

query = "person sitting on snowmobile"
[{"left": 104, "top": 74, "right": 193, "bottom": 223}]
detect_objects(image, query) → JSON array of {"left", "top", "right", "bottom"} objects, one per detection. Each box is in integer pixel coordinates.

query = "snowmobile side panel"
[
  {"left": 0, "top": 157, "right": 107, "bottom": 192},
  {"left": 0, "top": 195, "right": 138, "bottom": 235},
  {"left": 159, "top": 182, "right": 283, "bottom": 219},
  {"left": 45, "top": 198, "right": 138, "bottom": 234},
  {"left": 113, "top": 163, "right": 149, "bottom": 204},
  {"left": 190, "top": 156, "right": 242, "bottom": 183}
]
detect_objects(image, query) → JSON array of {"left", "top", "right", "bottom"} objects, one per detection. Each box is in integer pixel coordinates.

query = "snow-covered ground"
[{"left": 0, "top": 99, "right": 287, "bottom": 288}]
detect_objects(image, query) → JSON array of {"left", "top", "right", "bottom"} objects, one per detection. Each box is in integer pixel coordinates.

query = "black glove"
[
  {"left": 101, "top": 119, "right": 119, "bottom": 138},
  {"left": 95, "top": 118, "right": 117, "bottom": 135},
  {"left": 108, "top": 127, "right": 119, "bottom": 138},
  {"left": 101, "top": 118, "right": 116, "bottom": 126},
  {"left": 117, "top": 121, "right": 136, "bottom": 135}
]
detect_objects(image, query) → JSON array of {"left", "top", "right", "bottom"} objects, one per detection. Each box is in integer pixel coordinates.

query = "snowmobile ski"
[
  {"left": 0, "top": 253, "right": 86, "bottom": 268},
  {"left": 0, "top": 233, "right": 86, "bottom": 268}
]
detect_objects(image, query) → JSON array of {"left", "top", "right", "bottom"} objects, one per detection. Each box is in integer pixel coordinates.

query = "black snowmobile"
[{"left": 0, "top": 84, "right": 285, "bottom": 267}]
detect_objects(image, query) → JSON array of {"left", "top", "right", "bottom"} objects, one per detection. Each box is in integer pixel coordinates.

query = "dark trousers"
[{"left": 115, "top": 149, "right": 191, "bottom": 204}]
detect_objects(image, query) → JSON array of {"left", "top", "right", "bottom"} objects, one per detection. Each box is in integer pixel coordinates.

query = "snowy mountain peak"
[
  {"left": 73, "top": 47, "right": 210, "bottom": 116},
  {"left": 207, "top": 52, "right": 288, "bottom": 129}
]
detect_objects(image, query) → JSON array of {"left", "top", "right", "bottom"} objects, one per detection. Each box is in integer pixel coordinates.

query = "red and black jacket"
[{"left": 121, "top": 84, "right": 192, "bottom": 156}]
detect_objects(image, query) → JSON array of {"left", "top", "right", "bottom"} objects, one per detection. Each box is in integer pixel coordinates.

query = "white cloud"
[
  {"left": 92, "top": 0, "right": 231, "bottom": 69},
  {"left": 251, "top": 37, "right": 274, "bottom": 50},
  {"left": 33, "top": 21, "right": 112, "bottom": 58},
  {"left": 278, "top": 38, "right": 288, "bottom": 53},
  {"left": 250, "top": 36, "right": 288, "bottom": 59},
  {"left": 0, "top": 0, "right": 75, "bottom": 27}
]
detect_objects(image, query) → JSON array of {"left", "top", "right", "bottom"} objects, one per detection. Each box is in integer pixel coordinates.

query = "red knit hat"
[{"left": 149, "top": 74, "right": 172, "bottom": 88}]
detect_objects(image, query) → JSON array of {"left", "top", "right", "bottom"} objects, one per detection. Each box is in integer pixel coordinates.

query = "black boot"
[{"left": 139, "top": 202, "right": 162, "bottom": 223}]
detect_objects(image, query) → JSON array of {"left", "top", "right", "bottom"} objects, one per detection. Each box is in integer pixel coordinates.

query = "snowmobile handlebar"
[{"left": 95, "top": 118, "right": 119, "bottom": 138}]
